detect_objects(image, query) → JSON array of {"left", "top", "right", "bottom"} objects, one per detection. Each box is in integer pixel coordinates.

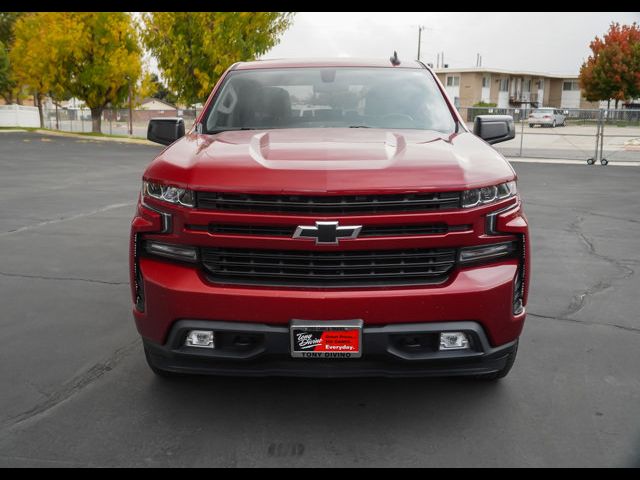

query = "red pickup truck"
[{"left": 131, "top": 58, "right": 529, "bottom": 379}]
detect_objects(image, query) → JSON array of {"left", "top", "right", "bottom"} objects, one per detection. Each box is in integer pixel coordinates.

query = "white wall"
[
  {"left": 537, "top": 87, "right": 544, "bottom": 106},
  {"left": 445, "top": 85, "right": 460, "bottom": 108},
  {"left": 561, "top": 90, "right": 581, "bottom": 109},
  {"left": 498, "top": 91, "right": 509, "bottom": 108},
  {"left": 0, "top": 105, "right": 40, "bottom": 128}
]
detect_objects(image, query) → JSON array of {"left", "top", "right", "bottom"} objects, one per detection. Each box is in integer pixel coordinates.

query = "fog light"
[
  {"left": 185, "top": 330, "right": 215, "bottom": 348},
  {"left": 145, "top": 241, "right": 198, "bottom": 262},
  {"left": 439, "top": 332, "right": 470, "bottom": 350}
]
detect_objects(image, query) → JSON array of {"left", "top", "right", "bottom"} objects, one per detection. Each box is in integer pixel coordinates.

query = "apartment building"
[{"left": 434, "top": 67, "right": 598, "bottom": 110}]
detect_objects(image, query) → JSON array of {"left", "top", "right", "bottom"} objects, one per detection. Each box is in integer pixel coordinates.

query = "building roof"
[
  {"left": 139, "top": 97, "right": 177, "bottom": 109},
  {"left": 433, "top": 67, "right": 578, "bottom": 79},
  {"left": 236, "top": 57, "right": 424, "bottom": 70}
]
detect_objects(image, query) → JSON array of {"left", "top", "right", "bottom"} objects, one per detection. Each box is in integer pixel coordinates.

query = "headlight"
[
  {"left": 144, "top": 240, "right": 198, "bottom": 262},
  {"left": 143, "top": 180, "right": 195, "bottom": 207},
  {"left": 462, "top": 181, "right": 516, "bottom": 208},
  {"left": 459, "top": 241, "right": 517, "bottom": 265}
]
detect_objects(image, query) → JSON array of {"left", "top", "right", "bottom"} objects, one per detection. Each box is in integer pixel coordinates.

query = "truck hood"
[{"left": 145, "top": 128, "right": 516, "bottom": 193}]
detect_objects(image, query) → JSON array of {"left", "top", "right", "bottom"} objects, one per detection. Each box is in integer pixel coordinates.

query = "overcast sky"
[{"left": 262, "top": 12, "right": 640, "bottom": 75}]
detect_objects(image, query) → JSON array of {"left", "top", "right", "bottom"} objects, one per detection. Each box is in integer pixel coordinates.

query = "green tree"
[
  {"left": 0, "top": 41, "right": 11, "bottom": 103},
  {"left": 147, "top": 72, "right": 179, "bottom": 106},
  {"left": 0, "top": 12, "right": 24, "bottom": 104},
  {"left": 142, "top": 12, "right": 294, "bottom": 106},
  {"left": 580, "top": 22, "right": 640, "bottom": 108},
  {"left": 0, "top": 12, "right": 24, "bottom": 44}
]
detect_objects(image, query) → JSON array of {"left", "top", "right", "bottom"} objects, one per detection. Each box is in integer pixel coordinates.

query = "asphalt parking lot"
[{"left": 0, "top": 131, "right": 639, "bottom": 467}]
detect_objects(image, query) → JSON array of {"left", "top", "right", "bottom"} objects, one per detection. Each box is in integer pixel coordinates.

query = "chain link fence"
[
  {"left": 460, "top": 107, "right": 640, "bottom": 165},
  {"left": 41, "top": 106, "right": 200, "bottom": 139},
  {"left": 33, "top": 104, "right": 640, "bottom": 165}
]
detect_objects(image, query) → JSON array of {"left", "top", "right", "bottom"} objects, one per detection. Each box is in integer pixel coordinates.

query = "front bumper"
[
  {"left": 143, "top": 320, "right": 517, "bottom": 378},
  {"left": 135, "top": 257, "right": 526, "bottom": 347}
]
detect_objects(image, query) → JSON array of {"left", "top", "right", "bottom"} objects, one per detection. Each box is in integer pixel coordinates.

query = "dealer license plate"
[{"left": 290, "top": 319, "right": 363, "bottom": 359}]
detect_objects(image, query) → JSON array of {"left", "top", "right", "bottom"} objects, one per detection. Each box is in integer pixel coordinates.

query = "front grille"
[
  {"left": 190, "top": 223, "right": 469, "bottom": 237},
  {"left": 201, "top": 247, "right": 456, "bottom": 287},
  {"left": 196, "top": 191, "right": 461, "bottom": 214}
]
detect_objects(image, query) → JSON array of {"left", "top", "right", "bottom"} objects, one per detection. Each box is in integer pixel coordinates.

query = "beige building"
[{"left": 434, "top": 67, "right": 598, "bottom": 110}]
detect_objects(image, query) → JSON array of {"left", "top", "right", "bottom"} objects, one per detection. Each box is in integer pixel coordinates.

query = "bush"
[{"left": 472, "top": 102, "right": 497, "bottom": 108}]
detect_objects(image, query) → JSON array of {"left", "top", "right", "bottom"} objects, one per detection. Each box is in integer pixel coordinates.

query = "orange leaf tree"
[{"left": 579, "top": 22, "right": 640, "bottom": 108}]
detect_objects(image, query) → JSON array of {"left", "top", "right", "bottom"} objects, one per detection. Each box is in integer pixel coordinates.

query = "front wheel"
[
  {"left": 144, "top": 345, "right": 183, "bottom": 378},
  {"left": 474, "top": 340, "right": 518, "bottom": 381}
]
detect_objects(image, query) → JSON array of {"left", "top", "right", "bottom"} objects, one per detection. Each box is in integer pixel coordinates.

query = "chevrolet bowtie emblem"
[{"left": 293, "top": 221, "right": 362, "bottom": 245}]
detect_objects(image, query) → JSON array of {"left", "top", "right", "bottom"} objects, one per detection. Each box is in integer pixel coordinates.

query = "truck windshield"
[{"left": 203, "top": 67, "right": 456, "bottom": 134}]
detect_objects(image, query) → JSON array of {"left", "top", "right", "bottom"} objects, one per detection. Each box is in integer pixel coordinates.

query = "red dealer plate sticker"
[{"left": 290, "top": 319, "right": 363, "bottom": 359}]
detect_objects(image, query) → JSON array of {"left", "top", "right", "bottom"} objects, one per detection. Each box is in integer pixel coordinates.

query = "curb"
[
  {"left": 508, "top": 157, "right": 640, "bottom": 167},
  {"left": 31, "top": 129, "right": 156, "bottom": 146}
]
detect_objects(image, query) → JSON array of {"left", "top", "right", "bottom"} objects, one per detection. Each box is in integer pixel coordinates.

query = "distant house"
[
  {"left": 138, "top": 98, "right": 178, "bottom": 111},
  {"left": 433, "top": 67, "right": 599, "bottom": 111},
  {"left": 132, "top": 97, "right": 178, "bottom": 123}
]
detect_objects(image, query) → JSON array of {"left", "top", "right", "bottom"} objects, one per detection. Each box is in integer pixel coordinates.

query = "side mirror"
[
  {"left": 473, "top": 115, "right": 515, "bottom": 145},
  {"left": 147, "top": 117, "right": 185, "bottom": 146}
]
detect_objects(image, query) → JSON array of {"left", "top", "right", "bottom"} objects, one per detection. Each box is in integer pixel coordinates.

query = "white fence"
[{"left": 0, "top": 104, "right": 40, "bottom": 128}]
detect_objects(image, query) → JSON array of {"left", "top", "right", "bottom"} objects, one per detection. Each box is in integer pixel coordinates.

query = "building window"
[
  {"left": 499, "top": 78, "right": 509, "bottom": 92},
  {"left": 563, "top": 81, "right": 579, "bottom": 91},
  {"left": 446, "top": 76, "right": 460, "bottom": 87},
  {"left": 482, "top": 75, "right": 490, "bottom": 88},
  {"left": 523, "top": 80, "right": 531, "bottom": 92}
]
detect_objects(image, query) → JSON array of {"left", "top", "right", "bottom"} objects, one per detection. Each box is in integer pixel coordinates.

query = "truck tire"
[
  {"left": 144, "top": 345, "right": 182, "bottom": 378},
  {"left": 474, "top": 340, "right": 518, "bottom": 381}
]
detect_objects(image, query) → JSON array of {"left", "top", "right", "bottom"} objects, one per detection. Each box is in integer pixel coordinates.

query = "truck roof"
[{"left": 233, "top": 57, "right": 426, "bottom": 70}]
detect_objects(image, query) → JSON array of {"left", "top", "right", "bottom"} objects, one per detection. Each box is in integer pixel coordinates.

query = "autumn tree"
[
  {"left": 61, "top": 12, "right": 142, "bottom": 132},
  {"left": 580, "top": 22, "right": 640, "bottom": 108},
  {"left": 10, "top": 13, "right": 71, "bottom": 126},
  {"left": 141, "top": 12, "right": 294, "bottom": 106},
  {"left": 0, "top": 12, "right": 24, "bottom": 104},
  {"left": 10, "top": 12, "right": 142, "bottom": 132}
]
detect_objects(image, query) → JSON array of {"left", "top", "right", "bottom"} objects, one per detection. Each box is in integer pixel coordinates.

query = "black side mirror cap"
[
  {"left": 147, "top": 117, "right": 185, "bottom": 146},
  {"left": 473, "top": 115, "right": 515, "bottom": 145}
]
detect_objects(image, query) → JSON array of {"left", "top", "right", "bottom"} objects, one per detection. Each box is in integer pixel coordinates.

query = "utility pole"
[
  {"left": 417, "top": 25, "right": 424, "bottom": 61},
  {"left": 128, "top": 78, "right": 133, "bottom": 136}
]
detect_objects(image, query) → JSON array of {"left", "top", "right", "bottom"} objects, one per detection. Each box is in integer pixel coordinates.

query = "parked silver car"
[{"left": 529, "top": 108, "right": 566, "bottom": 128}]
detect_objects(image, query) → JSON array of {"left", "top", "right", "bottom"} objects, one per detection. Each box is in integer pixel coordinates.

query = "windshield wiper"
[
  {"left": 206, "top": 127, "right": 258, "bottom": 134},
  {"left": 348, "top": 125, "right": 371, "bottom": 128}
]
